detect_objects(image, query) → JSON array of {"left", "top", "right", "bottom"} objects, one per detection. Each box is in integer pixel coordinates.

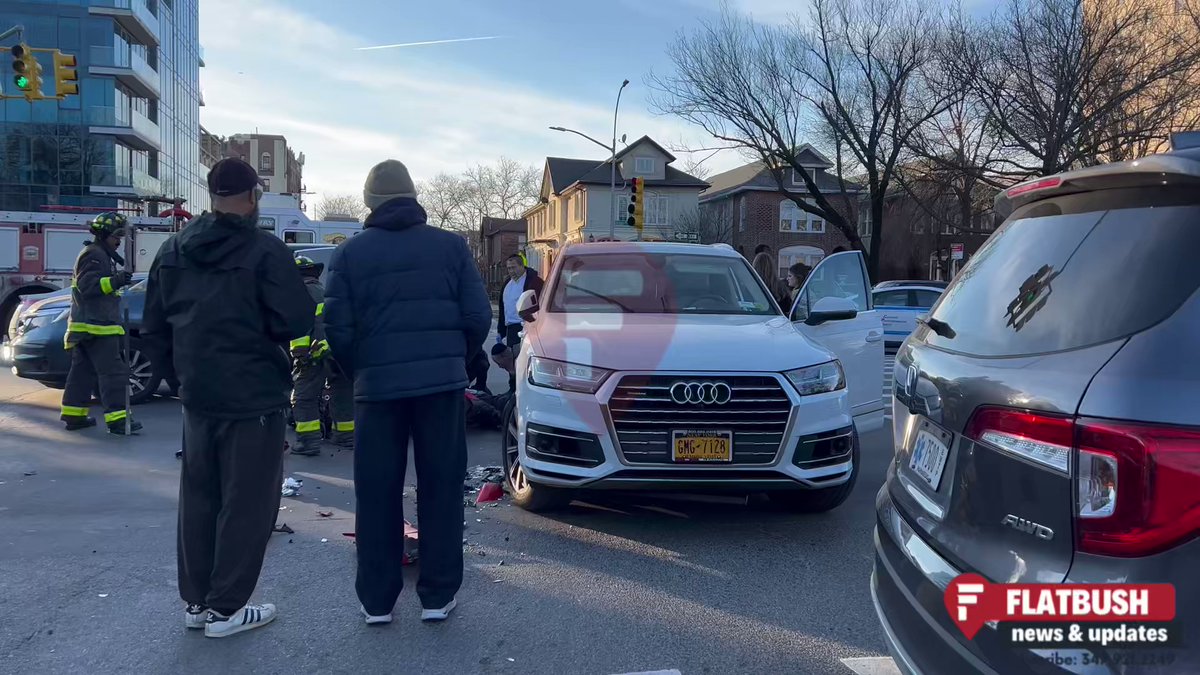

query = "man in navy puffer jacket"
[{"left": 324, "top": 159, "right": 492, "bottom": 625}]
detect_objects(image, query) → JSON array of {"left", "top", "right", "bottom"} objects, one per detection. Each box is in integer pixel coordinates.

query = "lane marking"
[
  {"left": 841, "top": 656, "right": 902, "bottom": 674},
  {"left": 612, "top": 671, "right": 683, "bottom": 675}
]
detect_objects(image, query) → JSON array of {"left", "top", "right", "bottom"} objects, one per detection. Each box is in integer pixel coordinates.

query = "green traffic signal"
[{"left": 15, "top": 74, "right": 30, "bottom": 90}]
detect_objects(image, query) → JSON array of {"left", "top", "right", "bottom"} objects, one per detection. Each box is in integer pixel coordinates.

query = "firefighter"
[
  {"left": 290, "top": 256, "right": 354, "bottom": 455},
  {"left": 60, "top": 211, "right": 141, "bottom": 434}
]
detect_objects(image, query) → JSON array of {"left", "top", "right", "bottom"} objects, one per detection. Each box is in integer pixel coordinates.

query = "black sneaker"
[
  {"left": 107, "top": 419, "right": 143, "bottom": 435},
  {"left": 290, "top": 439, "right": 321, "bottom": 456},
  {"left": 63, "top": 417, "right": 97, "bottom": 431}
]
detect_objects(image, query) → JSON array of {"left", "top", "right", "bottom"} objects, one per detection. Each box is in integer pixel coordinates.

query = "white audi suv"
[{"left": 502, "top": 241, "right": 885, "bottom": 512}]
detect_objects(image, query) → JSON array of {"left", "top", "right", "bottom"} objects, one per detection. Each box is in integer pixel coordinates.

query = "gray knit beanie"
[{"left": 363, "top": 159, "right": 418, "bottom": 211}]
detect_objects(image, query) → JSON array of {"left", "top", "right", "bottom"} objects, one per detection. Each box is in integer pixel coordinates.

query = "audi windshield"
[{"left": 546, "top": 253, "right": 779, "bottom": 315}]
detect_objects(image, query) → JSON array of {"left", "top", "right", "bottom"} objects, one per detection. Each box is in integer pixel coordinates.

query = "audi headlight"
[
  {"left": 528, "top": 356, "right": 612, "bottom": 394},
  {"left": 784, "top": 361, "right": 845, "bottom": 396}
]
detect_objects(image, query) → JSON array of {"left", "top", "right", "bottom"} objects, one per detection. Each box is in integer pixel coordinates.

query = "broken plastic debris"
[
  {"left": 281, "top": 477, "right": 303, "bottom": 497},
  {"left": 320, "top": 538, "right": 329, "bottom": 543},
  {"left": 98, "top": 594, "right": 108, "bottom": 598},
  {"left": 463, "top": 465, "right": 504, "bottom": 492},
  {"left": 23, "top": 471, "right": 36, "bottom": 477},
  {"left": 317, "top": 510, "right": 333, "bottom": 518},
  {"left": 507, "top": 658, "right": 515, "bottom": 663},
  {"left": 475, "top": 481, "right": 503, "bottom": 505}
]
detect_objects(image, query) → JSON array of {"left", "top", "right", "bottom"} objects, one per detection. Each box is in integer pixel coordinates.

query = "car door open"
[{"left": 790, "top": 251, "right": 885, "bottom": 433}]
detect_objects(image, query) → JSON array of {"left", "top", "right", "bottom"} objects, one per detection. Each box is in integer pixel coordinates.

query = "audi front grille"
[{"left": 607, "top": 375, "right": 792, "bottom": 465}]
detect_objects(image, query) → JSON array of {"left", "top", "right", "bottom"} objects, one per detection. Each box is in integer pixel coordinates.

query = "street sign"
[
  {"left": 674, "top": 231, "right": 699, "bottom": 242},
  {"left": 951, "top": 243, "right": 964, "bottom": 260}
]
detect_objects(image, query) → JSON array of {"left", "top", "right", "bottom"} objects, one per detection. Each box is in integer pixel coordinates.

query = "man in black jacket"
[
  {"left": 496, "top": 253, "right": 543, "bottom": 392},
  {"left": 325, "top": 159, "right": 491, "bottom": 625},
  {"left": 143, "top": 158, "right": 314, "bottom": 639},
  {"left": 60, "top": 212, "right": 139, "bottom": 434}
]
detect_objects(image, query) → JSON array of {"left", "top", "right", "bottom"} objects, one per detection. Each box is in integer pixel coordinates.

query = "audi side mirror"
[
  {"left": 516, "top": 290, "right": 538, "bottom": 323},
  {"left": 805, "top": 296, "right": 858, "bottom": 326}
]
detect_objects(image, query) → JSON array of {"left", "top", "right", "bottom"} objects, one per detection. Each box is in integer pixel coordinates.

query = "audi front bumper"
[{"left": 515, "top": 370, "right": 857, "bottom": 491}]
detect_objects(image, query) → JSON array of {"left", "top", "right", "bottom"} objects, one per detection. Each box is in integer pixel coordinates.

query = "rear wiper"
[{"left": 917, "top": 315, "right": 956, "bottom": 339}]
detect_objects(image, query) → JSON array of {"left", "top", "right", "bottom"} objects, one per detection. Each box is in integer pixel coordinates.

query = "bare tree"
[
  {"left": 952, "top": 0, "right": 1200, "bottom": 177},
  {"left": 678, "top": 154, "right": 715, "bottom": 181},
  {"left": 419, "top": 172, "right": 469, "bottom": 233},
  {"left": 674, "top": 207, "right": 734, "bottom": 245},
  {"left": 649, "top": 0, "right": 950, "bottom": 279},
  {"left": 314, "top": 194, "right": 368, "bottom": 221}
]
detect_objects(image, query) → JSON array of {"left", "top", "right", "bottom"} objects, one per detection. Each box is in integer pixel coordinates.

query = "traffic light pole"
[
  {"left": 0, "top": 25, "right": 24, "bottom": 44},
  {"left": 609, "top": 80, "right": 629, "bottom": 241}
]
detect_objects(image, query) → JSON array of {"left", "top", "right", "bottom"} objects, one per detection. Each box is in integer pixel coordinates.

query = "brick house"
[
  {"left": 864, "top": 189, "right": 997, "bottom": 282},
  {"left": 482, "top": 217, "right": 527, "bottom": 296},
  {"left": 699, "top": 147, "right": 863, "bottom": 295}
]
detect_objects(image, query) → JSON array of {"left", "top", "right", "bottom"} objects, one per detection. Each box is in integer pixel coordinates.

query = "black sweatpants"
[
  {"left": 504, "top": 324, "right": 521, "bottom": 392},
  {"left": 61, "top": 335, "right": 127, "bottom": 425},
  {"left": 355, "top": 390, "right": 467, "bottom": 615},
  {"left": 177, "top": 408, "right": 285, "bottom": 615}
]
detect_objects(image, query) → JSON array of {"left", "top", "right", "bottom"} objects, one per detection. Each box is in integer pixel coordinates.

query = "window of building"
[
  {"left": 779, "top": 199, "right": 825, "bottom": 233},
  {"left": 645, "top": 195, "right": 669, "bottom": 228},
  {"left": 912, "top": 219, "right": 926, "bottom": 234},
  {"left": 635, "top": 157, "right": 655, "bottom": 174},
  {"left": 262, "top": 178, "right": 271, "bottom": 191},
  {"left": 941, "top": 220, "right": 954, "bottom": 235},
  {"left": 777, "top": 245, "right": 825, "bottom": 278},
  {"left": 791, "top": 168, "right": 813, "bottom": 186},
  {"left": 573, "top": 194, "right": 582, "bottom": 221},
  {"left": 260, "top": 152, "right": 272, "bottom": 172}
]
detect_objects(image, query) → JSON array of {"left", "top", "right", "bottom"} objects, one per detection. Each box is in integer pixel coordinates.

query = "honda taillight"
[
  {"left": 1076, "top": 420, "right": 1200, "bottom": 557},
  {"left": 964, "top": 407, "right": 1074, "bottom": 473},
  {"left": 965, "top": 407, "right": 1200, "bottom": 558}
]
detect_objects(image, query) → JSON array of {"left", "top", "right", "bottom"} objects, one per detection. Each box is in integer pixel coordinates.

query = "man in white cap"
[{"left": 324, "top": 159, "right": 491, "bottom": 625}]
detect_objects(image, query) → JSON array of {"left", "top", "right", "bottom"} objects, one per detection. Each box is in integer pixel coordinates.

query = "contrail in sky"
[{"left": 355, "top": 36, "right": 505, "bottom": 51}]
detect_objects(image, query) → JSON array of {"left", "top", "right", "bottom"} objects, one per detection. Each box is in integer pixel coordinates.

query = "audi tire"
[
  {"left": 501, "top": 397, "right": 573, "bottom": 513},
  {"left": 767, "top": 442, "right": 859, "bottom": 513}
]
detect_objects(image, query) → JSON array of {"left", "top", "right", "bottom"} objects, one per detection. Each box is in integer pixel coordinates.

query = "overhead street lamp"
[{"left": 549, "top": 79, "right": 630, "bottom": 240}]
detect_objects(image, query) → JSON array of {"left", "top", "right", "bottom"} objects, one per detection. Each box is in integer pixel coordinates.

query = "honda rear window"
[{"left": 925, "top": 186, "right": 1200, "bottom": 357}]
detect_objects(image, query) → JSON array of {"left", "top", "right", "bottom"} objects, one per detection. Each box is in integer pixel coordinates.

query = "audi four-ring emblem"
[{"left": 669, "top": 381, "right": 733, "bottom": 405}]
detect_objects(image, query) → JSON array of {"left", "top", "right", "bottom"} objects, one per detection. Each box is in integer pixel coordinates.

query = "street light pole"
[{"left": 610, "top": 79, "right": 629, "bottom": 240}]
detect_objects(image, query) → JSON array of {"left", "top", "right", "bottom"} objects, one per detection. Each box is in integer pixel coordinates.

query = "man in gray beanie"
[{"left": 324, "top": 159, "right": 492, "bottom": 625}]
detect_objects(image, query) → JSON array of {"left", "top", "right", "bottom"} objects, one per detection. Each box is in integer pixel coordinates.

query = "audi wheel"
[{"left": 501, "top": 397, "right": 572, "bottom": 513}]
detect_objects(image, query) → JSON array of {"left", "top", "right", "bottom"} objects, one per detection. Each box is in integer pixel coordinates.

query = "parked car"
[
  {"left": 502, "top": 242, "right": 885, "bottom": 512},
  {"left": 871, "top": 282, "right": 944, "bottom": 349},
  {"left": 4, "top": 247, "right": 334, "bottom": 403},
  {"left": 874, "top": 149, "right": 1200, "bottom": 673}
]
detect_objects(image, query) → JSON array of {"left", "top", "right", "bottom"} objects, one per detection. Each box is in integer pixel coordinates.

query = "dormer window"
[
  {"left": 635, "top": 157, "right": 655, "bottom": 174},
  {"left": 792, "top": 168, "right": 813, "bottom": 186}
]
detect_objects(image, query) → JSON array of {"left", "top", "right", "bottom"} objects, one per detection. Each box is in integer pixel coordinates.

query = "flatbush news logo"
[{"left": 945, "top": 574, "right": 1179, "bottom": 648}]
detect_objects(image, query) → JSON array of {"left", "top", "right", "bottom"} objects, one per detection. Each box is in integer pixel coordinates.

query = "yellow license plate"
[{"left": 672, "top": 431, "right": 733, "bottom": 462}]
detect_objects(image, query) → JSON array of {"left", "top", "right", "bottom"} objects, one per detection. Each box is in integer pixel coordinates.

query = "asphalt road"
[{"left": 0, "top": 366, "right": 901, "bottom": 675}]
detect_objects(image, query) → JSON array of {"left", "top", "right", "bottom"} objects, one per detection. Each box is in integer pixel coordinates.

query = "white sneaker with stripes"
[
  {"left": 185, "top": 604, "right": 208, "bottom": 629},
  {"left": 204, "top": 603, "right": 277, "bottom": 638}
]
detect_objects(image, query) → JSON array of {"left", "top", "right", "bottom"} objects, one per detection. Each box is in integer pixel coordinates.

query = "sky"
[{"left": 196, "top": 0, "right": 809, "bottom": 210}]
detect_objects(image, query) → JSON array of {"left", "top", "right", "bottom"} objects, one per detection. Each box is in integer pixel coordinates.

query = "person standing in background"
[
  {"left": 324, "top": 159, "right": 491, "bottom": 625},
  {"left": 495, "top": 253, "right": 543, "bottom": 392},
  {"left": 289, "top": 255, "right": 355, "bottom": 455},
  {"left": 143, "top": 158, "right": 314, "bottom": 638},
  {"left": 780, "top": 262, "right": 811, "bottom": 315}
]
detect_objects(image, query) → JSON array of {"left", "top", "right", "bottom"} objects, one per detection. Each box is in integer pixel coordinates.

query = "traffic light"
[
  {"left": 10, "top": 44, "right": 44, "bottom": 99},
  {"left": 53, "top": 50, "right": 78, "bottom": 97},
  {"left": 626, "top": 177, "right": 645, "bottom": 232}
]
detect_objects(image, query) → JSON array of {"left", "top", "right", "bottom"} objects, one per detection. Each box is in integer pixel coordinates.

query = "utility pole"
[{"left": 609, "top": 79, "right": 629, "bottom": 240}]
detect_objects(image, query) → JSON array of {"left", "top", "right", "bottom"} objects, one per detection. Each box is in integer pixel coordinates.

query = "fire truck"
[{"left": 0, "top": 193, "right": 362, "bottom": 334}]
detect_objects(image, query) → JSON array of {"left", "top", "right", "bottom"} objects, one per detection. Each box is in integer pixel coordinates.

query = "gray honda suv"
[{"left": 873, "top": 137, "right": 1200, "bottom": 674}]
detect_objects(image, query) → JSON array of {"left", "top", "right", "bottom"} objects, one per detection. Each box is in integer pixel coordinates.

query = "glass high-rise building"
[{"left": 0, "top": 0, "right": 208, "bottom": 214}]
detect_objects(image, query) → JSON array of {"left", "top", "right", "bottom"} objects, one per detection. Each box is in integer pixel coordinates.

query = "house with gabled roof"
[
  {"left": 699, "top": 145, "right": 863, "bottom": 290},
  {"left": 523, "top": 136, "right": 709, "bottom": 277}
]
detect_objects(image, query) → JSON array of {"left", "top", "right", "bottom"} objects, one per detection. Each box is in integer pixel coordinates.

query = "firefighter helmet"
[
  {"left": 295, "top": 255, "right": 323, "bottom": 277},
  {"left": 89, "top": 212, "right": 127, "bottom": 238}
]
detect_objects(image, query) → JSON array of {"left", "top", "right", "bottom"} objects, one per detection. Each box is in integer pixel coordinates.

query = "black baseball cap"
[{"left": 207, "top": 158, "right": 262, "bottom": 196}]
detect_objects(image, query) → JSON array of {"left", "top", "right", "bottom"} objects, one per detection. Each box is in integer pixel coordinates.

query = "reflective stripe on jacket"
[{"left": 66, "top": 242, "right": 125, "bottom": 345}]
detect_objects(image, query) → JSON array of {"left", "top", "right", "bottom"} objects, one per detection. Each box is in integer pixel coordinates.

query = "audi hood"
[{"left": 525, "top": 312, "right": 834, "bottom": 372}]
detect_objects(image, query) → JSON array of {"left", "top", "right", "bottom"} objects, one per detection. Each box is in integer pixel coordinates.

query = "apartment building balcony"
[
  {"left": 89, "top": 46, "right": 161, "bottom": 100},
  {"left": 87, "top": 105, "right": 161, "bottom": 152},
  {"left": 88, "top": 165, "right": 162, "bottom": 198},
  {"left": 89, "top": 0, "right": 161, "bottom": 47}
]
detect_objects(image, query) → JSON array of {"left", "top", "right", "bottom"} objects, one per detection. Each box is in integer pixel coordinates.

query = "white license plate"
[{"left": 908, "top": 430, "right": 950, "bottom": 491}]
